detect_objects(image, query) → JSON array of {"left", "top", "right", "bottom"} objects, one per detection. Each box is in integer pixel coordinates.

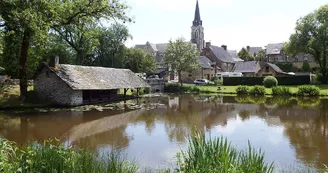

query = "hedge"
[{"left": 223, "top": 76, "right": 310, "bottom": 86}]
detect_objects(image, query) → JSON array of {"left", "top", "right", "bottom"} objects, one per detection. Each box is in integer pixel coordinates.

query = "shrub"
[
  {"left": 297, "top": 85, "right": 320, "bottom": 96},
  {"left": 272, "top": 86, "right": 291, "bottom": 96},
  {"left": 236, "top": 85, "right": 249, "bottom": 95},
  {"left": 176, "top": 131, "right": 274, "bottom": 173},
  {"left": 249, "top": 85, "right": 266, "bottom": 96},
  {"left": 302, "top": 62, "right": 310, "bottom": 72},
  {"left": 223, "top": 76, "right": 310, "bottom": 86},
  {"left": 164, "top": 83, "right": 183, "bottom": 93},
  {"left": 263, "top": 76, "right": 278, "bottom": 88}
]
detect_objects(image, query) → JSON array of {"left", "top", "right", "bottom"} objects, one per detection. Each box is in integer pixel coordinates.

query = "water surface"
[{"left": 0, "top": 95, "right": 327, "bottom": 171}]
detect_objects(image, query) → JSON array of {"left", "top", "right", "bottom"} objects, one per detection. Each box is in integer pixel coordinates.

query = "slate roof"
[
  {"left": 155, "top": 43, "right": 168, "bottom": 53},
  {"left": 248, "top": 47, "right": 263, "bottom": 56},
  {"left": 210, "top": 46, "right": 235, "bottom": 63},
  {"left": 266, "top": 63, "right": 284, "bottom": 73},
  {"left": 228, "top": 50, "right": 244, "bottom": 62},
  {"left": 266, "top": 43, "right": 284, "bottom": 55},
  {"left": 199, "top": 56, "right": 213, "bottom": 69},
  {"left": 42, "top": 63, "right": 150, "bottom": 90},
  {"left": 232, "top": 61, "right": 261, "bottom": 73}
]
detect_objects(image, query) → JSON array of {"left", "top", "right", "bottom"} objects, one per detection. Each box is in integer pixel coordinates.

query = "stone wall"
[
  {"left": 181, "top": 68, "right": 215, "bottom": 83},
  {"left": 34, "top": 67, "right": 83, "bottom": 106}
]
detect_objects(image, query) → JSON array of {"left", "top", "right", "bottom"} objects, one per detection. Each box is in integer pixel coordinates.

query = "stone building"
[
  {"left": 202, "top": 43, "right": 243, "bottom": 72},
  {"left": 34, "top": 57, "right": 149, "bottom": 106},
  {"left": 232, "top": 61, "right": 290, "bottom": 77},
  {"left": 181, "top": 56, "right": 217, "bottom": 83},
  {"left": 190, "top": 0, "right": 205, "bottom": 52},
  {"left": 265, "top": 43, "right": 314, "bottom": 62}
]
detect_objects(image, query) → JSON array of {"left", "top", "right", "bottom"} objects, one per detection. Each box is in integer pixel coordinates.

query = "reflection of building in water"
[{"left": 168, "top": 97, "right": 179, "bottom": 110}]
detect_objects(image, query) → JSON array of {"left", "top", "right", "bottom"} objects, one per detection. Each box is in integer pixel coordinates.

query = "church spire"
[{"left": 193, "top": 0, "right": 202, "bottom": 26}]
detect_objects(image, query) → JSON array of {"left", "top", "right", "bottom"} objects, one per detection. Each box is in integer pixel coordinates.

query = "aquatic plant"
[
  {"left": 175, "top": 132, "right": 274, "bottom": 173},
  {"left": 0, "top": 138, "right": 139, "bottom": 173}
]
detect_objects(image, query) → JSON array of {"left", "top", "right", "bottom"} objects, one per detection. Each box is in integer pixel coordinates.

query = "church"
[{"left": 135, "top": 0, "right": 244, "bottom": 82}]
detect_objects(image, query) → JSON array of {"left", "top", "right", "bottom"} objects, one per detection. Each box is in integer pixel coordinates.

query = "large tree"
[
  {"left": 285, "top": 5, "right": 328, "bottom": 83},
  {"left": 238, "top": 48, "right": 255, "bottom": 61},
  {"left": 124, "top": 48, "right": 156, "bottom": 73},
  {"left": 92, "top": 24, "right": 131, "bottom": 67},
  {"left": 0, "top": 0, "right": 130, "bottom": 101},
  {"left": 163, "top": 37, "right": 199, "bottom": 86}
]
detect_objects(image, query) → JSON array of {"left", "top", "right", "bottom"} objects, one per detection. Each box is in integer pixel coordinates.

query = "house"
[
  {"left": 246, "top": 46, "right": 263, "bottom": 57},
  {"left": 34, "top": 56, "right": 150, "bottom": 106},
  {"left": 265, "top": 43, "right": 314, "bottom": 62},
  {"left": 266, "top": 43, "right": 287, "bottom": 62},
  {"left": 232, "top": 61, "right": 290, "bottom": 77},
  {"left": 202, "top": 42, "right": 243, "bottom": 72},
  {"left": 181, "top": 56, "right": 217, "bottom": 82}
]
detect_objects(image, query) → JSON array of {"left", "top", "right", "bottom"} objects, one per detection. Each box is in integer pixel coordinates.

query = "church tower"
[{"left": 191, "top": 0, "right": 205, "bottom": 52}]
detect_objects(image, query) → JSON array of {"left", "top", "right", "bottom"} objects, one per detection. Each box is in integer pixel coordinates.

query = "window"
[
  {"left": 265, "top": 66, "right": 269, "bottom": 72},
  {"left": 46, "top": 71, "right": 50, "bottom": 77}
]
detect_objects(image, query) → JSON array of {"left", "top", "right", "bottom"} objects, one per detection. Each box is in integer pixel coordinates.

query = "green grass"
[{"left": 186, "top": 84, "right": 328, "bottom": 96}]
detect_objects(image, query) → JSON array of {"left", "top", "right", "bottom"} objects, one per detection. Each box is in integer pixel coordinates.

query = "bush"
[
  {"left": 272, "top": 86, "right": 291, "bottom": 96},
  {"left": 236, "top": 85, "right": 249, "bottom": 95},
  {"left": 297, "top": 85, "right": 320, "bottom": 96},
  {"left": 249, "top": 85, "right": 266, "bottom": 96},
  {"left": 223, "top": 76, "right": 310, "bottom": 86},
  {"left": 263, "top": 76, "right": 278, "bottom": 88},
  {"left": 302, "top": 62, "right": 310, "bottom": 72},
  {"left": 164, "top": 83, "right": 200, "bottom": 93}
]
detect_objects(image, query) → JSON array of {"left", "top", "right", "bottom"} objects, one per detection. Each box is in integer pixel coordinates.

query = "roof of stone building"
[
  {"left": 155, "top": 43, "right": 168, "bottom": 53},
  {"left": 228, "top": 50, "right": 244, "bottom": 62},
  {"left": 41, "top": 63, "right": 150, "bottom": 90},
  {"left": 210, "top": 46, "right": 233, "bottom": 63},
  {"left": 266, "top": 43, "right": 284, "bottom": 55},
  {"left": 248, "top": 47, "right": 263, "bottom": 56},
  {"left": 199, "top": 56, "right": 213, "bottom": 69},
  {"left": 232, "top": 61, "right": 261, "bottom": 73},
  {"left": 266, "top": 63, "right": 284, "bottom": 73}
]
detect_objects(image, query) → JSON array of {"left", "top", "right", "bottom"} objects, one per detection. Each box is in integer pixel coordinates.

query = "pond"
[{"left": 0, "top": 95, "right": 327, "bottom": 171}]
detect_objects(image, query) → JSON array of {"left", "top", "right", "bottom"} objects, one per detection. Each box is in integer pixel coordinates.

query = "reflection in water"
[{"left": 0, "top": 95, "right": 327, "bottom": 171}]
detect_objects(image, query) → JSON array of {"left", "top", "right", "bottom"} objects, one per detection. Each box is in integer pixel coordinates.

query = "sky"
[{"left": 123, "top": 0, "right": 327, "bottom": 51}]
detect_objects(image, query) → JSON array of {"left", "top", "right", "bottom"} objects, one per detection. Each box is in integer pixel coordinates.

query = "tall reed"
[
  {"left": 0, "top": 138, "right": 139, "bottom": 173},
  {"left": 175, "top": 132, "right": 274, "bottom": 173}
]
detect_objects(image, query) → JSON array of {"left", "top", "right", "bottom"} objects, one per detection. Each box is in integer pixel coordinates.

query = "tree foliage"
[
  {"left": 255, "top": 50, "right": 266, "bottom": 61},
  {"left": 124, "top": 48, "right": 156, "bottom": 73},
  {"left": 0, "top": 0, "right": 131, "bottom": 100},
  {"left": 238, "top": 48, "right": 255, "bottom": 61},
  {"left": 163, "top": 37, "right": 200, "bottom": 85},
  {"left": 285, "top": 5, "right": 328, "bottom": 83}
]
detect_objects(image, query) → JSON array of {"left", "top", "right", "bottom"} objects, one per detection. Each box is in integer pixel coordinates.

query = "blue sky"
[{"left": 123, "top": 0, "right": 327, "bottom": 51}]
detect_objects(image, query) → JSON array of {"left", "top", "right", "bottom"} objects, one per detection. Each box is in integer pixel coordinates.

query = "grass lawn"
[
  {"left": 0, "top": 85, "right": 49, "bottom": 109},
  {"left": 187, "top": 84, "right": 328, "bottom": 96}
]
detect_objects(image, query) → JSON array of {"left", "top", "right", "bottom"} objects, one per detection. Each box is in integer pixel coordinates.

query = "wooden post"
[
  {"left": 124, "top": 88, "right": 128, "bottom": 97},
  {"left": 137, "top": 88, "right": 140, "bottom": 97}
]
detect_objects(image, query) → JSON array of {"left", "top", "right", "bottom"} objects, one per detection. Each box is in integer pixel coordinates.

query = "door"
[{"left": 170, "top": 73, "right": 174, "bottom": 80}]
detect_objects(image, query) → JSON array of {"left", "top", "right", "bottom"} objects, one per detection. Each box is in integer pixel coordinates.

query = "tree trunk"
[
  {"left": 76, "top": 50, "right": 83, "bottom": 65},
  {"left": 178, "top": 71, "right": 182, "bottom": 86},
  {"left": 19, "top": 30, "right": 31, "bottom": 101}
]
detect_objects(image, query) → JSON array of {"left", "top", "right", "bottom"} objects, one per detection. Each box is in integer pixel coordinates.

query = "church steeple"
[
  {"left": 193, "top": 0, "right": 202, "bottom": 26},
  {"left": 191, "top": 0, "right": 204, "bottom": 52}
]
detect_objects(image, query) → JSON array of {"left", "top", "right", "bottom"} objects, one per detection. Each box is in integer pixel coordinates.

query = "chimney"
[
  {"left": 221, "top": 45, "right": 227, "bottom": 51},
  {"left": 206, "top": 42, "right": 211, "bottom": 48},
  {"left": 247, "top": 46, "right": 250, "bottom": 51},
  {"left": 49, "top": 55, "right": 59, "bottom": 68}
]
